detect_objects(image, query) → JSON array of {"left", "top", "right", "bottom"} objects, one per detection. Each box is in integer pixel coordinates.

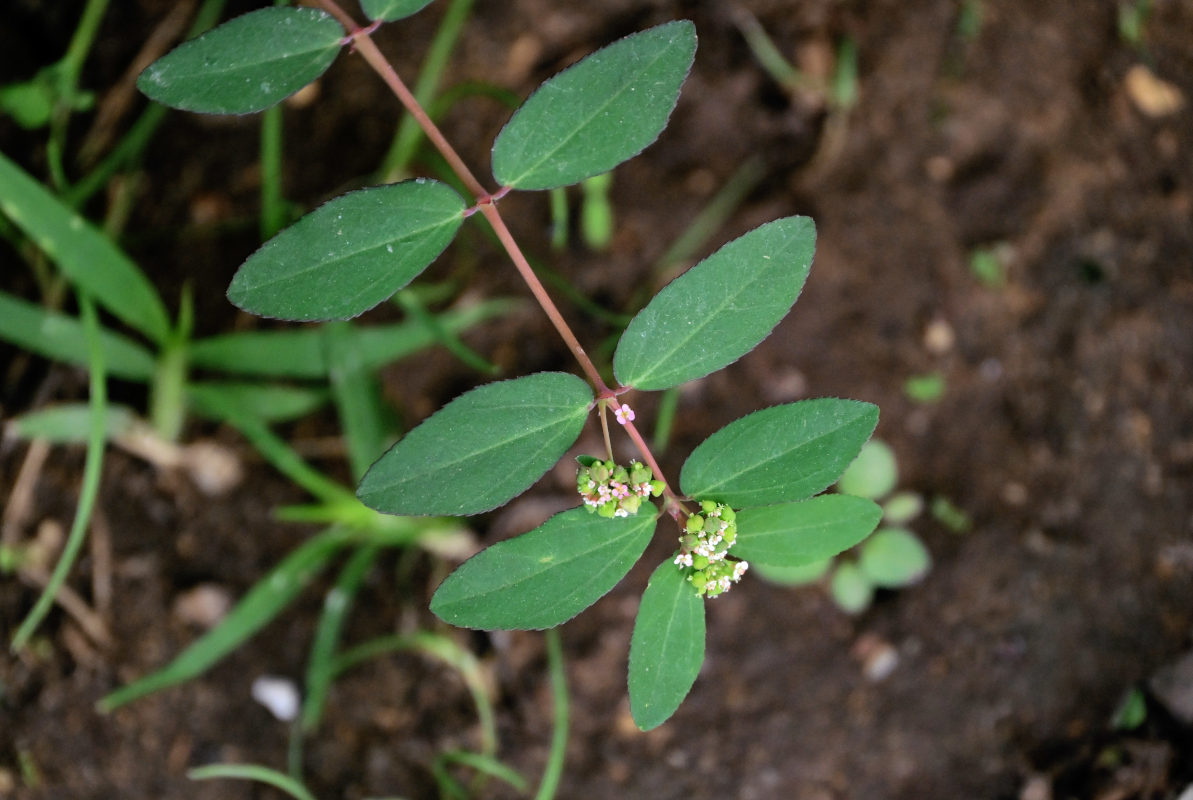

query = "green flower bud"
[
  {"left": 703, "top": 515, "right": 721, "bottom": 534},
  {"left": 649, "top": 480, "right": 665, "bottom": 497},
  {"left": 686, "top": 515, "right": 704, "bottom": 533},
  {"left": 630, "top": 465, "right": 651, "bottom": 485},
  {"left": 720, "top": 506, "right": 736, "bottom": 522},
  {"left": 591, "top": 463, "right": 610, "bottom": 482},
  {"left": 597, "top": 501, "right": 617, "bottom": 518},
  {"left": 612, "top": 466, "right": 630, "bottom": 484},
  {"left": 701, "top": 500, "right": 719, "bottom": 514},
  {"left": 692, "top": 554, "right": 710, "bottom": 570},
  {"left": 689, "top": 571, "right": 708, "bottom": 591},
  {"left": 620, "top": 494, "right": 641, "bottom": 514},
  {"left": 722, "top": 523, "right": 737, "bottom": 545},
  {"left": 680, "top": 534, "right": 699, "bottom": 550}
]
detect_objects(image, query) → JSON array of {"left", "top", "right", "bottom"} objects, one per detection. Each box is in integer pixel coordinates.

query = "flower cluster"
[
  {"left": 673, "top": 500, "right": 749, "bottom": 598},
  {"left": 576, "top": 458, "right": 664, "bottom": 518}
]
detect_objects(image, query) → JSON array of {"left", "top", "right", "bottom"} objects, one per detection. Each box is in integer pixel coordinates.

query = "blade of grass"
[
  {"left": 534, "top": 627, "right": 568, "bottom": 800},
  {"left": 260, "top": 101, "right": 286, "bottom": 239},
  {"left": 652, "top": 156, "right": 765, "bottom": 276},
  {"left": 333, "top": 631, "right": 496, "bottom": 755},
  {"left": 0, "top": 151, "right": 171, "bottom": 343},
  {"left": 0, "top": 289, "right": 156, "bottom": 381},
  {"left": 98, "top": 526, "right": 355, "bottom": 711},
  {"left": 376, "top": 0, "right": 475, "bottom": 182},
  {"left": 11, "top": 293, "right": 107, "bottom": 651},
  {"left": 324, "top": 321, "right": 401, "bottom": 480},
  {"left": 188, "top": 763, "right": 317, "bottom": 800},
  {"left": 300, "top": 544, "right": 381, "bottom": 733},
  {"left": 392, "top": 289, "right": 498, "bottom": 375},
  {"left": 432, "top": 750, "right": 527, "bottom": 798},
  {"left": 64, "top": 0, "right": 229, "bottom": 208}
]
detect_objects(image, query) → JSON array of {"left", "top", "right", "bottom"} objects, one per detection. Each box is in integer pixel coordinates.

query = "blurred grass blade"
[
  {"left": 188, "top": 388, "right": 356, "bottom": 506},
  {"left": 11, "top": 295, "right": 108, "bottom": 651},
  {"left": 186, "top": 381, "right": 329, "bottom": 424},
  {"left": 301, "top": 545, "right": 381, "bottom": 734},
  {"left": 98, "top": 527, "right": 354, "bottom": 711},
  {"left": 432, "top": 750, "right": 528, "bottom": 796},
  {"left": 0, "top": 291, "right": 156, "bottom": 381},
  {"left": 7, "top": 403, "right": 137, "bottom": 443},
  {"left": 334, "top": 631, "right": 497, "bottom": 755},
  {"left": 324, "top": 321, "right": 400, "bottom": 480},
  {"left": 393, "top": 289, "right": 498, "bottom": 374},
  {"left": 0, "top": 153, "right": 171, "bottom": 343},
  {"left": 188, "top": 764, "right": 317, "bottom": 800},
  {"left": 189, "top": 300, "right": 514, "bottom": 378}
]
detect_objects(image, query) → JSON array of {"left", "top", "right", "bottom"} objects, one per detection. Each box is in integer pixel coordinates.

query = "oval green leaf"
[
  {"left": 137, "top": 7, "right": 344, "bottom": 114},
  {"left": 614, "top": 216, "right": 815, "bottom": 390},
  {"left": 680, "top": 398, "right": 879, "bottom": 508},
  {"left": 491, "top": 20, "right": 696, "bottom": 190},
  {"left": 0, "top": 153, "right": 170, "bottom": 344},
  {"left": 360, "top": 0, "right": 434, "bottom": 22},
  {"left": 228, "top": 180, "right": 465, "bottom": 321},
  {"left": 830, "top": 560, "right": 874, "bottom": 614},
  {"left": 836, "top": 438, "right": 898, "bottom": 499},
  {"left": 357, "top": 372, "right": 592, "bottom": 516},
  {"left": 430, "top": 508, "right": 657, "bottom": 630},
  {"left": 733, "top": 494, "right": 882, "bottom": 567},
  {"left": 859, "top": 527, "right": 931, "bottom": 588},
  {"left": 752, "top": 558, "right": 832, "bottom": 586},
  {"left": 628, "top": 559, "right": 705, "bottom": 731}
]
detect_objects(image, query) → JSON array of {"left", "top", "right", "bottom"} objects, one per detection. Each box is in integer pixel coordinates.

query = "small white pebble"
[{"left": 251, "top": 675, "right": 300, "bottom": 721}]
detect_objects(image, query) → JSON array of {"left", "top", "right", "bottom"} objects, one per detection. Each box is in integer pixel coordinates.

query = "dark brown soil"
[{"left": 3, "top": 2, "right": 1192, "bottom": 799}]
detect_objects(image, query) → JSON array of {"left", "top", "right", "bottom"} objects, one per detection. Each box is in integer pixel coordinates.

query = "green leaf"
[
  {"left": 835, "top": 439, "right": 898, "bottom": 500},
  {"left": 7, "top": 404, "right": 138, "bottom": 444},
  {"left": 491, "top": 21, "right": 696, "bottom": 190},
  {"left": 0, "top": 291, "right": 156, "bottom": 381},
  {"left": 228, "top": 180, "right": 465, "bottom": 321},
  {"left": 358, "top": 372, "right": 591, "bottom": 516},
  {"left": 189, "top": 300, "right": 512, "bottom": 379},
  {"left": 858, "top": 527, "right": 931, "bottom": 588},
  {"left": 830, "top": 560, "right": 873, "bottom": 614},
  {"left": 137, "top": 7, "right": 344, "bottom": 115},
  {"left": 0, "top": 153, "right": 171, "bottom": 344},
  {"left": 429, "top": 508, "right": 656, "bottom": 630},
  {"left": 733, "top": 495, "right": 882, "bottom": 567},
  {"left": 628, "top": 559, "right": 705, "bottom": 731},
  {"left": 614, "top": 217, "right": 815, "bottom": 390},
  {"left": 360, "top": 0, "right": 434, "bottom": 22},
  {"left": 188, "top": 764, "right": 318, "bottom": 800},
  {"left": 752, "top": 558, "right": 832, "bottom": 586},
  {"left": 680, "top": 398, "right": 878, "bottom": 508}
]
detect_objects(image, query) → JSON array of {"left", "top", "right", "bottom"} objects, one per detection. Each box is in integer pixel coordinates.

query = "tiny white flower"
[{"left": 614, "top": 404, "right": 635, "bottom": 425}]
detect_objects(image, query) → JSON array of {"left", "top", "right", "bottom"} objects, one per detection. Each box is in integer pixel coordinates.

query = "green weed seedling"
[
  {"left": 127, "top": 3, "right": 885, "bottom": 748},
  {"left": 755, "top": 439, "right": 932, "bottom": 614}
]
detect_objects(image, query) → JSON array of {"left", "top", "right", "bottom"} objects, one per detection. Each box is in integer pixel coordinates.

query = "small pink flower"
[{"left": 614, "top": 403, "right": 635, "bottom": 425}]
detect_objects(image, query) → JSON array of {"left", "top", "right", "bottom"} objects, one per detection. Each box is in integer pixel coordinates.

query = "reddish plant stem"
[{"left": 325, "top": 0, "right": 686, "bottom": 512}]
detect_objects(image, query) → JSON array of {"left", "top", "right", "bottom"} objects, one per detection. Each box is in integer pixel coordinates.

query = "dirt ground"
[{"left": 2, "top": 1, "right": 1192, "bottom": 798}]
